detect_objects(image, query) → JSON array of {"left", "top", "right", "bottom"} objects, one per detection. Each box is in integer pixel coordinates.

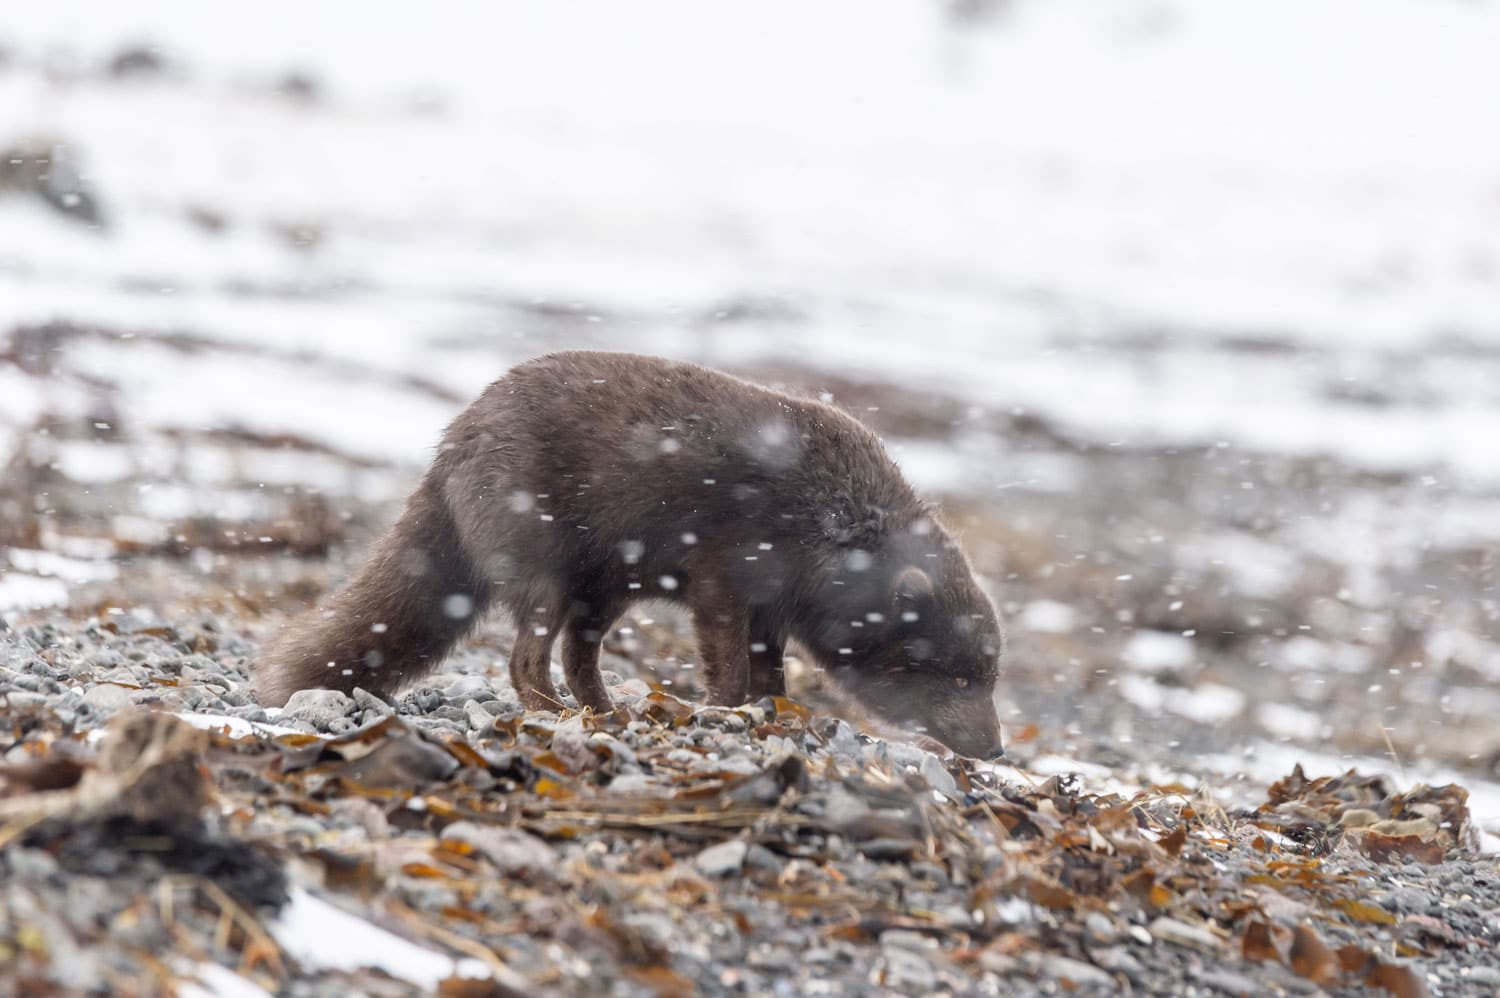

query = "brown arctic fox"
[{"left": 256, "top": 352, "right": 1005, "bottom": 758}]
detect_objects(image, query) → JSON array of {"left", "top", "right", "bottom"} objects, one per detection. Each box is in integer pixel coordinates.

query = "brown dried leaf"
[
  {"left": 1352, "top": 831, "right": 1446, "bottom": 865},
  {"left": 400, "top": 862, "right": 449, "bottom": 879},
  {"left": 626, "top": 965, "right": 695, "bottom": 998},
  {"left": 0, "top": 756, "right": 86, "bottom": 795},
  {"left": 638, "top": 692, "right": 696, "bottom": 726},
  {"left": 1241, "top": 919, "right": 1287, "bottom": 964},
  {"left": 1367, "top": 962, "right": 1431, "bottom": 998},
  {"left": 1289, "top": 924, "right": 1339, "bottom": 985},
  {"left": 1159, "top": 824, "right": 1188, "bottom": 857},
  {"left": 442, "top": 741, "right": 494, "bottom": 770},
  {"left": 1333, "top": 898, "right": 1397, "bottom": 925},
  {"left": 1337, "top": 943, "right": 1374, "bottom": 974},
  {"left": 1009, "top": 723, "right": 1040, "bottom": 745},
  {"left": 533, "top": 777, "right": 574, "bottom": 801},
  {"left": 770, "top": 696, "right": 811, "bottom": 723},
  {"left": 1020, "top": 876, "right": 1078, "bottom": 910},
  {"left": 530, "top": 752, "right": 572, "bottom": 775}
]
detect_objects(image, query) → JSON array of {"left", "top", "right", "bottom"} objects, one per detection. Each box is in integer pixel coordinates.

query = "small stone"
[
  {"left": 744, "top": 844, "right": 783, "bottom": 873},
  {"left": 694, "top": 839, "right": 749, "bottom": 877},
  {"left": 352, "top": 687, "right": 393, "bottom": 718},
  {"left": 589, "top": 732, "right": 636, "bottom": 768},
  {"left": 552, "top": 714, "right": 596, "bottom": 772},
  {"left": 441, "top": 821, "right": 556, "bottom": 876},
  {"left": 920, "top": 754, "right": 959, "bottom": 797},
  {"left": 463, "top": 699, "right": 494, "bottom": 735},
  {"left": 826, "top": 719, "right": 863, "bottom": 767},
  {"left": 442, "top": 675, "right": 492, "bottom": 702},
  {"left": 883, "top": 741, "right": 930, "bottom": 771},
  {"left": 881, "top": 947, "right": 937, "bottom": 993},
  {"left": 879, "top": 929, "right": 937, "bottom": 952},
  {"left": 1466, "top": 967, "right": 1500, "bottom": 987},
  {"left": 979, "top": 951, "right": 1021, "bottom": 976},
  {"left": 1195, "top": 968, "right": 1263, "bottom": 995},
  {"left": 5, "top": 847, "right": 61, "bottom": 882},
  {"left": 1386, "top": 887, "right": 1433, "bottom": 913},
  {"left": 82, "top": 684, "right": 133, "bottom": 715},
  {"left": 1040, "top": 955, "right": 1113, "bottom": 988},
  {"left": 281, "top": 689, "right": 356, "bottom": 729},
  {"left": 1090, "top": 946, "right": 1145, "bottom": 977},
  {"left": 858, "top": 838, "right": 918, "bottom": 860},
  {"left": 1085, "top": 911, "right": 1119, "bottom": 943},
  {"left": 325, "top": 716, "right": 359, "bottom": 736},
  {"left": 1149, "top": 916, "right": 1222, "bottom": 952},
  {"left": 608, "top": 772, "right": 654, "bottom": 795},
  {"left": 609, "top": 677, "right": 651, "bottom": 706}
]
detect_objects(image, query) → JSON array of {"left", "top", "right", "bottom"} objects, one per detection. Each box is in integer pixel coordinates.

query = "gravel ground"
[{"left": 2, "top": 521, "right": 1498, "bottom": 995}]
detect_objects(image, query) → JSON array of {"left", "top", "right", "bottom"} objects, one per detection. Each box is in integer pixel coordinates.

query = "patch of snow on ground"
[
  {"left": 1255, "top": 702, "right": 1326, "bottom": 742},
  {"left": 176, "top": 962, "right": 274, "bottom": 998},
  {"left": 1020, "top": 600, "right": 1078, "bottom": 635},
  {"left": 172, "top": 712, "right": 307, "bottom": 741},
  {"left": 1119, "top": 674, "right": 1246, "bottom": 725},
  {"left": 0, "top": 572, "right": 70, "bottom": 611},
  {"left": 7, "top": 548, "right": 119, "bottom": 583},
  {"left": 1120, "top": 630, "right": 1195, "bottom": 673},
  {"left": 269, "top": 887, "right": 491, "bottom": 989},
  {"left": 2, "top": 2, "right": 1499, "bottom": 486}
]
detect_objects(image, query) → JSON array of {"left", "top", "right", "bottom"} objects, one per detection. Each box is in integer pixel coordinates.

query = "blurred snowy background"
[{"left": 2, "top": 1, "right": 1498, "bottom": 840}]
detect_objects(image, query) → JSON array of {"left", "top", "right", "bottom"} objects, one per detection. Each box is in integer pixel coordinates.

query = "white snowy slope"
[{"left": 0, "top": 0, "right": 1498, "bottom": 486}]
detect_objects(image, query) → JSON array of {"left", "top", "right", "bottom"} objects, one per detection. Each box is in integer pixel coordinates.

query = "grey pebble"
[
  {"left": 695, "top": 839, "right": 749, "bottom": 877},
  {"left": 441, "top": 821, "right": 556, "bottom": 876},
  {"left": 81, "top": 683, "right": 134, "bottom": 715},
  {"left": 280, "top": 688, "right": 356, "bottom": 729},
  {"left": 1466, "top": 966, "right": 1500, "bottom": 987},
  {"left": 352, "top": 687, "right": 393, "bottom": 717},
  {"left": 1039, "top": 954, "right": 1113, "bottom": 988},
  {"left": 880, "top": 946, "right": 937, "bottom": 993},
  {"left": 744, "top": 844, "right": 783, "bottom": 873},
  {"left": 463, "top": 699, "right": 494, "bottom": 734},
  {"left": 920, "top": 753, "right": 959, "bottom": 797},
  {"left": 1195, "top": 968, "right": 1263, "bottom": 995},
  {"left": 1148, "top": 917, "right": 1222, "bottom": 952},
  {"left": 5, "top": 690, "right": 53, "bottom": 710}
]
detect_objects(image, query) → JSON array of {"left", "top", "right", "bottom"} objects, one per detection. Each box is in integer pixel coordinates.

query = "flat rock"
[
  {"left": 1040, "top": 954, "right": 1114, "bottom": 988},
  {"left": 280, "top": 689, "right": 355, "bottom": 729},
  {"left": 694, "top": 839, "right": 749, "bottom": 877},
  {"left": 1148, "top": 916, "right": 1222, "bottom": 952},
  {"left": 81, "top": 684, "right": 133, "bottom": 715}
]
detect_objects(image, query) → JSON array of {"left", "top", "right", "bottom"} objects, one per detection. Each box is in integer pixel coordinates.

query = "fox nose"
[{"left": 985, "top": 742, "right": 1006, "bottom": 761}]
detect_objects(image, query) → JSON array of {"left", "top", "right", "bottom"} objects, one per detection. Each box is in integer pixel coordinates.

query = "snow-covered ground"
[{"left": 2, "top": 0, "right": 1499, "bottom": 480}]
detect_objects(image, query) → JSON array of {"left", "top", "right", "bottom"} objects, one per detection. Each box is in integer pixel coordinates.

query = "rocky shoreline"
[{"left": 3, "top": 610, "right": 1496, "bottom": 996}]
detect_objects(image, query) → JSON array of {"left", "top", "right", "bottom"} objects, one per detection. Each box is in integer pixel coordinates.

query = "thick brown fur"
[{"left": 256, "top": 352, "right": 1005, "bottom": 757}]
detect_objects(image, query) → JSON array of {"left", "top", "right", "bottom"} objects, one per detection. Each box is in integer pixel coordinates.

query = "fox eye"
[{"left": 955, "top": 677, "right": 969, "bottom": 688}]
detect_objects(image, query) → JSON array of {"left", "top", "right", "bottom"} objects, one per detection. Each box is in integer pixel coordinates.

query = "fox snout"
[
  {"left": 938, "top": 711, "right": 1005, "bottom": 761},
  {"left": 853, "top": 674, "right": 1004, "bottom": 760}
]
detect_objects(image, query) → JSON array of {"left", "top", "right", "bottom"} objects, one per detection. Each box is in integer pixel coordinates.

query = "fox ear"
[{"left": 893, "top": 566, "right": 934, "bottom": 605}]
